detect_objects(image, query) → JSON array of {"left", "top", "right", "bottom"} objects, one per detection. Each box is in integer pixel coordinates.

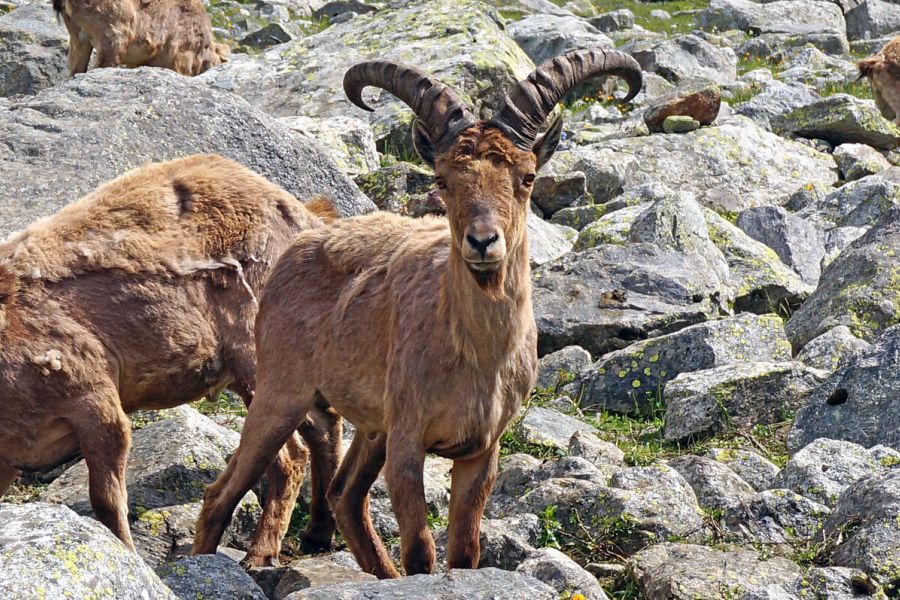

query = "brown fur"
[
  {"left": 0, "top": 154, "right": 341, "bottom": 565},
  {"left": 193, "top": 125, "right": 540, "bottom": 577},
  {"left": 858, "top": 35, "right": 900, "bottom": 124},
  {"left": 55, "top": 0, "right": 228, "bottom": 77}
]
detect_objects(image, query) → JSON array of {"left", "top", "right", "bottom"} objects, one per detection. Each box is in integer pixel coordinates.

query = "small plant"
[{"left": 538, "top": 504, "right": 563, "bottom": 549}]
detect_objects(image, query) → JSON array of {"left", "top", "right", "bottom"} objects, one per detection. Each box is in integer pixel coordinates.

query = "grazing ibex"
[
  {"left": 54, "top": 0, "right": 229, "bottom": 77},
  {"left": 0, "top": 155, "right": 341, "bottom": 566},
  {"left": 193, "top": 48, "right": 642, "bottom": 577},
  {"left": 858, "top": 35, "right": 900, "bottom": 124}
]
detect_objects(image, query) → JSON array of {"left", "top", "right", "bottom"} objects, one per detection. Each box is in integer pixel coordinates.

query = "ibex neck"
[{"left": 443, "top": 236, "right": 532, "bottom": 366}]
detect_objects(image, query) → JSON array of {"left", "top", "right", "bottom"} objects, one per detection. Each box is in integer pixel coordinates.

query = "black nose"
[{"left": 466, "top": 233, "right": 499, "bottom": 258}]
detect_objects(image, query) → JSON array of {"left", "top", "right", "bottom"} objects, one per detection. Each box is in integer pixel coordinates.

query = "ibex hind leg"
[{"left": 193, "top": 383, "right": 315, "bottom": 556}]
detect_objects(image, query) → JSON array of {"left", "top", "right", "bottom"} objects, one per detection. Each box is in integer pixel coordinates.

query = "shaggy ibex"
[
  {"left": 54, "top": 0, "right": 229, "bottom": 76},
  {"left": 193, "top": 48, "right": 642, "bottom": 576},
  {"left": 0, "top": 155, "right": 341, "bottom": 566},
  {"left": 858, "top": 35, "right": 900, "bottom": 124}
]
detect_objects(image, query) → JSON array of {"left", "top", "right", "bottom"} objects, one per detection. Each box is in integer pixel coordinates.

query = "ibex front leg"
[
  {"left": 446, "top": 443, "right": 499, "bottom": 569},
  {"left": 384, "top": 429, "right": 433, "bottom": 575}
]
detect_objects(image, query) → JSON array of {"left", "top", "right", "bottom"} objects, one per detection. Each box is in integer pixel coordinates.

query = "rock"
[
  {"left": 527, "top": 211, "right": 575, "bottom": 267},
  {"left": 589, "top": 9, "right": 634, "bottom": 33},
  {"left": 273, "top": 557, "right": 376, "bottom": 599},
  {"left": 516, "top": 406, "right": 597, "bottom": 452},
  {"left": 773, "top": 94, "right": 900, "bottom": 151},
  {"left": 796, "top": 567, "right": 886, "bottom": 599},
  {"left": 546, "top": 145, "right": 635, "bottom": 204},
  {"left": 0, "top": 68, "right": 372, "bottom": 237},
  {"left": 555, "top": 116, "right": 839, "bottom": 214},
  {"left": 668, "top": 455, "right": 756, "bottom": 511},
  {"left": 663, "top": 115, "right": 701, "bottom": 133},
  {"left": 507, "top": 14, "right": 613, "bottom": 66},
  {"left": 723, "top": 489, "right": 831, "bottom": 547},
  {"left": 239, "top": 22, "right": 294, "bottom": 50},
  {"left": 822, "top": 470, "right": 900, "bottom": 585},
  {"left": 484, "top": 0, "right": 572, "bottom": 20},
  {"left": 550, "top": 203, "right": 618, "bottom": 230},
  {"left": 795, "top": 325, "right": 870, "bottom": 372},
  {"left": 663, "top": 362, "right": 826, "bottom": 442},
  {"left": 734, "top": 81, "right": 822, "bottom": 132},
  {"left": 536, "top": 345, "right": 592, "bottom": 390},
  {"left": 0, "top": 502, "right": 177, "bottom": 600},
  {"left": 354, "top": 161, "right": 433, "bottom": 214},
  {"left": 735, "top": 206, "right": 825, "bottom": 286},
  {"left": 284, "top": 568, "right": 557, "bottom": 599},
  {"left": 788, "top": 324, "right": 900, "bottom": 451},
  {"left": 313, "top": 0, "right": 376, "bottom": 20},
  {"left": 203, "top": 0, "right": 533, "bottom": 152},
  {"left": 516, "top": 548, "right": 609, "bottom": 600},
  {"left": 628, "top": 34, "right": 738, "bottom": 86},
  {"left": 649, "top": 9, "right": 671, "bottom": 20},
  {"left": 698, "top": 0, "right": 847, "bottom": 37},
  {"left": 0, "top": 3, "right": 67, "bottom": 98},
  {"left": 844, "top": 0, "right": 900, "bottom": 41},
  {"left": 643, "top": 79, "right": 721, "bottom": 133},
  {"left": 531, "top": 171, "right": 588, "bottom": 216},
  {"left": 706, "top": 448, "right": 781, "bottom": 492},
  {"left": 463, "top": 514, "right": 541, "bottom": 570},
  {"left": 786, "top": 207, "right": 900, "bottom": 348},
  {"left": 773, "top": 438, "right": 900, "bottom": 507},
  {"left": 796, "top": 171, "right": 900, "bottom": 231},
  {"left": 40, "top": 406, "right": 261, "bottom": 567},
  {"left": 568, "top": 430, "right": 626, "bottom": 468},
  {"left": 577, "top": 314, "right": 792, "bottom": 414},
  {"left": 158, "top": 554, "right": 267, "bottom": 600},
  {"left": 279, "top": 115, "right": 379, "bottom": 176},
  {"left": 630, "top": 543, "right": 803, "bottom": 600},
  {"left": 833, "top": 143, "right": 892, "bottom": 181}
]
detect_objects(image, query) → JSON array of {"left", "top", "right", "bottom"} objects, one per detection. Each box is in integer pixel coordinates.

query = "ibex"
[
  {"left": 193, "top": 49, "right": 642, "bottom": 577},
  {"left": 858, "top": 35, "right": 900, "bottom": 124},
  {"left": 54, "top": 0, "right": 229, "bottom": 76},
  {"left": 0, "top": 155, "right": 340, "bottom": 566}
]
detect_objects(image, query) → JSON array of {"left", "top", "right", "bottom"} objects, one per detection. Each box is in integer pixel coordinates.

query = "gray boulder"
[
  {"left": 668, "top": 455, "right": 756, "bottom": 511},
  {"left": 795, "top": 567, "right": 886, "bottom": 599},
  {"left": 516, "top": 548, "right": 609, "bottom": 600},
  {"left": 507, "top": 14, "right": 613, "bottom": 66},
  {"left": 833, "top": 142, "right": 892, "bottom": 181},
  {"left": 786, "top": 207, "right": 900, "bottom": 348},
  {"left": 723, "top": 489, "right": 831, "bottom": 546},
  {"left": 527, "top": 211, "right": 575, "bottom": 267},
  {"left": 484, "top": 0, "right": 571, "bottom": 19},
  {"left": 536, "top": 345, "right": 592, "bottom": 389},
  {"left": 568, "top": 430, "right": 626, "bottom": 468},
  {"left": 796, "top": 171, "right": 900, "bottom": 232},
  {"left": 630, "top": 543, "right": 803, "bottom": 600},
  {"left": 736, "top": 206, "right": 825, "bottom": 286},
  {"left": 698, "top": 0, "right": 847, "bottom": 37},
  {"left": 0, "top": 502, "right": 177, "bottom": 600},
  {"left": 773, "top": 438, "right": 900, "bottom": 506},
  {"left": 589, "top": 9, "right": 634, "bottom": 33},
  {"left": 788, "top": 324, "right": 900, "bottom": 452},
  {"left": 628, "top": 34, "right": 737, "bottom": 86},
  {"left": 576, "top": 314, "right": 792, "bottom": 414},
  {"left": 531, "top": 171, "right": 588, "bottom": 216},
  {"left": 516, "top": 406, "right": 597, "bottom": 452},
  {"left": 284, "top": 568, "right": 557, "bottom": 599},
  {"left": 773, "top": 94, "right": 900, "bottom": 150},
  {"left": 0, "top": 3, "right": 67, "bottom": 97},
  {"left": 271, "top": 556, "right": 376, "bottom": 599},
  {"left": 734, "top": 80, "right": 822, "bottom": 132},
  {"left": 278, "top": 115, "right": 379, "bottom": 177},
  {"left": 157, "top": 554, "right": 267, "bottom": 600},
  {"left": 705, "top": 448, "right": 781, "bottom": 492},
  {"left": 41, "top": 406, "right": 261, "bottom": 567},
  {"left": 845, "top": 0, "right": 900, "bottom": 40},
  {"left": 0, "top": 68, "right": 372, "bottom": 237},
  {"left": 795, "top": 325, "right": 870, "bottom": 373},
  {"left": 663, "top": 362, "right": 827, "bottom": 442}
]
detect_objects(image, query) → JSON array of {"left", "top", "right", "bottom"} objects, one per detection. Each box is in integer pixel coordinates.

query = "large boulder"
[
  {"left": 705, "top": 448, "right": 781, "bottom": 492},
  {"left": 668, "top": 455, "right": 756, "bottom": 511},
  {"left": 0, "top": 68, "right": 373, "bottom": 237},
  {"left": 788, "top": 324, "right": 900, "bottom": 452},
  {"left": 786, "top": 207, "right": 900, "bottom": 348},
  {"left": 0, "top": 3, "right": 67, "bottom": 97},
  {"left": 627, "top": 35, "right": 737, "bottom": 86},
  {"left": 202, "top": 0, "right": 534, "bottom": 148},
  {"left": 844, "top": 0, "right": 900, "bottom": 40},
  {"left": 733, "top": 80, "right": 821, "bottom": 132},
  {"left": 284, "top": 568, "right": 557, "bottom": 599},
  {"left": 575, "top": 313, "right": 792, "bottom": 413},
  {"left": 698, "top": 0, "right": 847, "bottom": 37},
  {"left": 507, "top": 14, "right": 613, "bottom": 66},
  {"left": 735, "top": 206, "right": 825, "bottom": 286},
  {"left": 722, "top": 489, "right": 831, "bottom": 547},
  {"left": 40, "top": 406, "right": 261, "bottom": 567},
  {"left": 772, "top": 94, "right": 900, "bottom": 150},
  {"left": 157, "top": 554, "right": 268, "bottom": 600},
  {"left": 0, "top": 502, "right": 177, "bottom": 600}
]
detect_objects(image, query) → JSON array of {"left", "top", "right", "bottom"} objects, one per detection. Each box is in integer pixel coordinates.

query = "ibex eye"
[{"left": 522, "top": 174, "right": 536, "bottom": 186}]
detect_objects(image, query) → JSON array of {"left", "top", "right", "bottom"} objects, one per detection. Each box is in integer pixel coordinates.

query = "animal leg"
[
  {"left": 94, "top": 34, "right": 129, "bottom": 69},
  {"left": 74, "top": 396, "right": 134, "bottom": 549},
  {"left": 384, "top": 431, "right": 433, "bottom": 575},
  {"left": 62, "top": 17, "right": 93, "bottom": 75},
  {"left": 297, "top": 401, "right": 342, "bottom": 552},
  {"left": 193, "top": 384, "right": 312, "bottom": 556},
  {"left": 0, "top": 462, "right": 20, "bottom": 497},
  {"left": 326, "top": 430, "right": 397, "bottom": 578},
  {"left": 446, "top": 444, "right": 500, "bottom": 569}
]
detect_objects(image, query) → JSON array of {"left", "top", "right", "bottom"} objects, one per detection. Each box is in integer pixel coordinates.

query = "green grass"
[
  {"left": 818, "top": 78, "right": 874, "bottom": 100},
  {"left": 586, "top": 1, "right": 710, "bottom": 35},
  {"left": 192, "top": 391, "right": 247, "bottom": 418}
]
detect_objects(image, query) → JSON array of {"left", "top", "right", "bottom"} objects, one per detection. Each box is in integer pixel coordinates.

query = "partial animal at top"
[{"left": 858, "top": 35, "right": 900, "bottom": 124}]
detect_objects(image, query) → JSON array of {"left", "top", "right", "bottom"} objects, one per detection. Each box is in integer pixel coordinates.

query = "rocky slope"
[{"left": 1, "top": 0, "right": 900, "bottom": 598}]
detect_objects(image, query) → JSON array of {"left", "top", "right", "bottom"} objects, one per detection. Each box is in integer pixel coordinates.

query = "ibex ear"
[
  {"left": 412, "top": 119, "right": 436, "bottom": 168},
  {"left": 532, "top": 115, "right": 563, "bottom": 170}
]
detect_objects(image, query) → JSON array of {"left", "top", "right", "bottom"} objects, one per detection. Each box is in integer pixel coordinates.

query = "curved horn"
[
  {"left": 490, "top": 48, "right": 643, "bottom": 150},
  {"left": 343, "top": 61, "right": 478, "bottom": 152}
]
